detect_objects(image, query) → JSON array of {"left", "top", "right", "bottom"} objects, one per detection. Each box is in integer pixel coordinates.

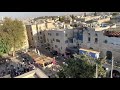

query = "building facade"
[
  {"left": 44, "top": 29, "right": 73, "bottom": 55},
  {"left": 81, "top": 27, "right": 120, "bottom": 62}
]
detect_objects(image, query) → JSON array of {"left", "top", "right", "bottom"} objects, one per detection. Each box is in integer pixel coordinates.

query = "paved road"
[{"left": 103, "top": 63, "right": 120, "bottom": 72}]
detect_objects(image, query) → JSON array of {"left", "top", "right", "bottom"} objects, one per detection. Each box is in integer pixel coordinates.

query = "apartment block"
[{"left": 44, "top": 29, "right": 72, "bottom": 54}]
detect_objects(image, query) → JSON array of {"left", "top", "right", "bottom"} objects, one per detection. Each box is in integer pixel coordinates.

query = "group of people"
[
  {"left": 0, "top": 59, "right": 11, "bottom": 77},
  {"left": 10, "top": 65, "right": 33, "bottom": 78},
  {"left": 0, "top": 56, "right": 36, "bottom": 78},
  {"left": 10, "top": 59, "right": 36, "bottom": 78}
]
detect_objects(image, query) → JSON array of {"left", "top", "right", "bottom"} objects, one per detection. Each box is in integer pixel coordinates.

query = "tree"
[
  {"left": 95, "top": 58, "right": 106, "bottom": 78},
  {"left": 57, "top": 55, "right": 96, "bottom": 78},
  {"left": 57, "top": 54, "right": 106, "bottom": 78},
  {"left": 1, "top": 17, "right": 25, "bottom": 56},
  {"left": 0, "top": 28, "right": 12, "bottom": 56}
]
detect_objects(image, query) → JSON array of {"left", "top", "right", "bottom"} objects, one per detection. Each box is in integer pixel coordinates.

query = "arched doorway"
[{"left": 106, "top": 51, "right": 112, "bottom": 60}]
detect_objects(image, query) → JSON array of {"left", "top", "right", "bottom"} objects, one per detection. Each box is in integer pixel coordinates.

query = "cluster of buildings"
[{"left": 24, "top": 13, "right": 120, "bottom": 63}]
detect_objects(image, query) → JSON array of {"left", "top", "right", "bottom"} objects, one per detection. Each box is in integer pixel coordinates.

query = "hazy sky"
[{"left": 0, "top": 12, "right": 90, "bottom": 19}]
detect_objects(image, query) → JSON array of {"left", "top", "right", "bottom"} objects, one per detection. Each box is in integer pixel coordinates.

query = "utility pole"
[
  {"left": 111, "top": 57, "right": 114, "bottom": 78},
  {"left": 96, "top": 63, "right": 98, "bottom": 78}
]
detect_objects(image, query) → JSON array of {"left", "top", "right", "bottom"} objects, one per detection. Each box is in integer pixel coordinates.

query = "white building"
[
  {"left": 81, "top": 26, "right": 120, "bottom": 62},
  {"left": 44, "top": 29, "right": 74, "bottom": 55}
]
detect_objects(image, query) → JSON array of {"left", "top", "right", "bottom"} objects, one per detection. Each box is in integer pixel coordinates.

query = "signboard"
[{"left": 79, "top": 48, "right": 100, "bottom": 59}]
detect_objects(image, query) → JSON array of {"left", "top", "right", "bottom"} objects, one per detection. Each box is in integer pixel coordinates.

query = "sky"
[{"left": 0, "top": 12, "right": 91, "bottom": 19}]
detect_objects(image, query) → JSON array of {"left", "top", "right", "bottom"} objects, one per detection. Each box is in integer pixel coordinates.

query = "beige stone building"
[
  {"left": 25, "top": 22, "right": 56, "bottom": 49},
  {"left": 22, "top": 25, "right": 29, "bottom": 49},
  {"left": 26, "top": 24, "right": 38, "bottom": 48}
]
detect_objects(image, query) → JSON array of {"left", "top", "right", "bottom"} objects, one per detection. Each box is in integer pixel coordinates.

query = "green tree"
[
  {"left": 0, "top": 28, "right": 12, "bottom": 56},
  {"left": 57, "top": 56, "right": 96, "bottom": 78},
  {"left": 58, "top": 54, "right": 106, "bottom": 78},
  {"left": 1, "top": 17, "right": 25, "bottom": 56}
]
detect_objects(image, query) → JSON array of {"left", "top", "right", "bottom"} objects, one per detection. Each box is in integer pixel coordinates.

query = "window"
[
  {"left": 53, "top": 38, "right": 55, "bottom": 41},
  {"left": 69, "top": 38, "right": 73, "bottom": 43},
  {"left": 56, "top": 39, "right": 60, "bottom": 42},
  {"left": 31, "top": 32, "right": 33, "bottom": 35},
  {"left": 40, "top": 37, "right": 42, "bottom": 39},
  {"left": 48, "top": 33, "right": 51, "bottom": 36},
  {"left": 65, "top": 40, "right": 68, "bottom": 43},
  {"left": 95, "top": 38, "right": 98, "bottom": 43},
  {"left": 95, "top": 33, "right": 98, "bottom": 36},
  {"left": 51, "top": 40, "right": 53, "bottom": 43},
  {"left": 32, "top": 37, "right": 33, "bottom": 40},
  {"left": 88, "top": 37, "right": 90, "bottom": 42},
  {"left": 104, "top": 40, "right": 107, "bottom": 43},
  {"left": 55, "top": 45, "right": 58, "bottom": 48},
  {"left": 61, "top": 47, "right": 62, "bottom": 50},
  {"left": 89, "top": 47, "right": 93, "bottom": 49},
  {"left": 106, "top": 51, "right": 112, "bottom": 60},
  {"left": 38, "top": 37, "right": 39, "bottom": 40},
  {"left": 41, "top": 41, "right": 43, "bottom": 43},
  {"left": 56, "top": 33, "right": 59, "bottom": 36},
  {"left": 65, "top": 34, "right": 67, "bottom": 37},
  {"left": 47, "top": 39, "right": 49, "bottom": 42},
  {"left": 40, "top": 32, "right": 41, "bottom": 34},
  {"left": 48, "top": 43, "right": 50, "bottom": 46},
  {"left": 88, "top": 33, "right": 90, "bottom": 36}
]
